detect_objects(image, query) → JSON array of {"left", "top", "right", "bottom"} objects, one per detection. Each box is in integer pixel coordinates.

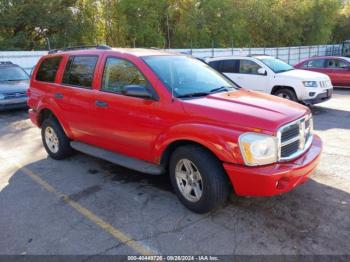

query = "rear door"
[
  {"left": 57, "top": 55, "right": 101, "bottom": 143},
  {"left": 325, "top": 59, "right": 350, "bottom": 87}
]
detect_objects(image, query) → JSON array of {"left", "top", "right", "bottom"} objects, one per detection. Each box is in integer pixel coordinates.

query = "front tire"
[
  {"left": 41, "top": 117, "right": 73, "bottom": 160},
  {"left": 273, "top": 88, "right": 298, "bottom": 102},
  {"left": 169, "top": 145, "right": 230, "bottom": 213}
]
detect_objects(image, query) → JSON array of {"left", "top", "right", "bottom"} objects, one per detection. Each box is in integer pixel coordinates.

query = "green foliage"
[{"left": 0, "top": 0, "right": 348, "bottom": 50}]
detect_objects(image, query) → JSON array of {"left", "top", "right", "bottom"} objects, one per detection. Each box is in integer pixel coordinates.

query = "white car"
[{"left": 205, "top": 55, "right": 333, "bottom": 104}]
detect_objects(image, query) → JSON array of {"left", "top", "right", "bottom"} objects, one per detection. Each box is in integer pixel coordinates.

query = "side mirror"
[
  {"left": 257, "top": 68, "right": 267, "bottom": 75},
  {"left": 122, "top": 84, "right": 154, "bottom": 99}
]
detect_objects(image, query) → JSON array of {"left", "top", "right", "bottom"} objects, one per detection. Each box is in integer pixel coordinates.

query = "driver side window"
[
  {"left": 102, "top": 57, "right": 148, "bottom": 94},
  {"left": 239, "top": 60, "right": 261, "bottom": 74}
]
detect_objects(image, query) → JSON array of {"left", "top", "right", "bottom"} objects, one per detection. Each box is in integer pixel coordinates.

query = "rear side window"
[
  {"left": 304, "top": 59, "right": 325, "bottom": 68},
  {"left": 62, "top": 56, "right": 98, "bottom": 88},
  {"left": 208, "top": 61, "right": 221, "bottom": 71},
  {"left": 221, "top": 60, "right": 238, "bottom": 73},
  {"left": 36, "top": 57, "right": 62, "bottom": 82},
  {"left": 101, "top": 57, "right": 148, "bottom": 94}
]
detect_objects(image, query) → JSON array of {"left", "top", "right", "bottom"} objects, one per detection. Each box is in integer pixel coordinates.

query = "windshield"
[
  {"left": 143, "top": 56, "right": 237, "bottom": 98},
  {"left": 0, "top": 66, "right": 29, "bottom": 82},
  {"left": 258, "top": 57, "right": 294, "bottom": 73}
]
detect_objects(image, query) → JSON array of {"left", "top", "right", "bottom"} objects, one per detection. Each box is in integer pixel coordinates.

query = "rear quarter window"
[{"left": 35, "top": 56, "right": 62, "bottom": 82}]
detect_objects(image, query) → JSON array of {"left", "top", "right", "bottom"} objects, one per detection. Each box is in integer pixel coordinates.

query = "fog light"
[{"left": 309, "top": 92, "right": 316, "bottom": 97}]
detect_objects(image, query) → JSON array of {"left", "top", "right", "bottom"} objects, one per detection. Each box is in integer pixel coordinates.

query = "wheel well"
[
  {"left": 160, "top": 140, "right": 219, "bottom": 171},
  {"left": 38, "top": 109, "right": 57, "bottom": 127},
  {"left": 271, "top": 85, "right": 296, "bottom": 95}
]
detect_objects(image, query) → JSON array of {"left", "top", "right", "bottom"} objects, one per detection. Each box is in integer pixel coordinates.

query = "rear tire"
[
  {"left": 41, "top": 117, "right": 73, "bottom": 160},
  {"left": 273, "top": 88, "right": 298, "bottom": 102},
  {"left": 169, "top": 145, "right": 230, "bottom": 213}
]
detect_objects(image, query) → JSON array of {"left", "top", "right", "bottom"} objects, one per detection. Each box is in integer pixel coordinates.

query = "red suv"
[
  {"left": 294, "top": 56, "right": 350, "bottom": 88},
  {"left": 28, "top": 46, "right": 322, "bottom": 213}
]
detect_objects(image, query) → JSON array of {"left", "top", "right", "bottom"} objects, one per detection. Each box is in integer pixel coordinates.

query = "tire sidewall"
[
  {"left": 169, "top": 146, "right": 229, "bottom": 213},
  {"left": 275, "top": 88, "right": 298, "bottom": 102},
  {"left": 41, "top": 118, "right": 72, "bottom": 159}
]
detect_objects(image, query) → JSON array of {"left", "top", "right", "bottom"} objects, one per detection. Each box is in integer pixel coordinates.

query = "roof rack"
[
  {"left": 0, "top": 61, "right": 13, "bottom": 65},
  {"left": 48, "top": 45, "right": 112, "bottom": 54}
]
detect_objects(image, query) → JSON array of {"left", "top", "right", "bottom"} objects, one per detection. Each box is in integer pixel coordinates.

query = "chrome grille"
[
  {"left": 319, "top": 80, "right": 331, "bottom": 88},
  {"left": 3, "top": 92, "right": 27, "bottom": 100},
  {"left": 278, "top": 115, "right": 313, "bottom": 161}
]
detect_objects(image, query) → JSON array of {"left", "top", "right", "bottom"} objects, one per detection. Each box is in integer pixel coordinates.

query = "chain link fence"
[
  {"left": 0, "top": 44, "right": 344, "bottom": 73},
  {"left": 170, "top": 44, "right": 343, "bottom": 65}
]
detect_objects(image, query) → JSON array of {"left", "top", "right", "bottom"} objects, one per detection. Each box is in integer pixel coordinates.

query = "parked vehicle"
[
  {"left": 28, "top": 46, "right": 322, "bottom": 213},
  {"left": 206, "top": 55, "right": 333, "bottom": 105},
  {"left": 0, "top": 61, "right": 29, "bottom": 110},
  {"left": 294, "top": 56, "right": 350, "bottom": 88}
]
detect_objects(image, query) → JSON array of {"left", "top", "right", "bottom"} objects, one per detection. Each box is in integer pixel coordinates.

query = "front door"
[{"left": 92, "top": 56, "right": 163, "bottom": 162}]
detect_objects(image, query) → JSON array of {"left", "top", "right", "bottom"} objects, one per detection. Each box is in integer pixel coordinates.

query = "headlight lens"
[
  {"left": 239, "top": 133, "right": 278, "bottom": 166},
  {"left": 303, "top": 81, "right": 318, "bottom": 87},
  {"left": 0, "top": 94, "right": 5, "bottom": 100}
]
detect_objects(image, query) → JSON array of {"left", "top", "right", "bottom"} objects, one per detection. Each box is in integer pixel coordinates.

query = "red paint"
[
  {"left": 28, "top": 48, "right": 322, "bottom": 197},
  {"left": 295, "top": 56, "right": 350, "bottom": 87}
]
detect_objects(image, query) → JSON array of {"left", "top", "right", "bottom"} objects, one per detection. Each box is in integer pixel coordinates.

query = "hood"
[
  {"left": 276, "top": 69, "right": 329, "bottom": 80},
  {"left": 0, "top": 80, "right": 29, "bottom": 94},
  {"left": 182, "top": 89, "right": 309, "bottom": 134}
]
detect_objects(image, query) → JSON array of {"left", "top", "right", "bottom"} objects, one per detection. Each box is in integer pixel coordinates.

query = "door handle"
[
  {"left": 54, "top": 93, "right": 63, "bottom": 99},
  {"left": 95, "top": 100, "right": 108, "bottom": 108}
]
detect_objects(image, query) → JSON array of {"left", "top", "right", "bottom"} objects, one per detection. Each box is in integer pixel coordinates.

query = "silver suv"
[{"left": 0, "top": 61, "right": 29, "bottom": 110}]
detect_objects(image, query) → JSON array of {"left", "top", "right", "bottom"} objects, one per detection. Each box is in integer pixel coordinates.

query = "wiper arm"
[
  {"left": 209, "top": 86, "right": 231, "bottom": 93},
  {"left": 177, "top": 92, "right": 209, "bottom": 98}
]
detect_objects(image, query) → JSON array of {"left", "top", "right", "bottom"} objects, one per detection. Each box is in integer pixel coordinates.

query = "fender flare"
[{"left": 153, "top": 123, "right": 244, "bottom": 165}]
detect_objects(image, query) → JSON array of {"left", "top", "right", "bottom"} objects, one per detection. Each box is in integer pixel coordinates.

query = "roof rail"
[
  {"left": 48, "top": 45, "right": 112, "bottom": 54},
  {"left": 246, "top": 53, "right": 270, "bottom": 57}
]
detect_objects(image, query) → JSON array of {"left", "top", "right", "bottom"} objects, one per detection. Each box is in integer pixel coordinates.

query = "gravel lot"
[{"left": 0, "top": 89, "right": 349, "bottom": 256}]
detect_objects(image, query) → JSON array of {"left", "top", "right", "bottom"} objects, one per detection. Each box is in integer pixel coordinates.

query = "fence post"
[
  {"left": 212, "top": 40, "right": 214, "bottom": 57},
  {"left": 287, "top": 47, "right": 291, "bottom": 64},
  {"left": 317, "top": 45, "right": 320, "bottom": 56},
  {"left": 332, "top": 45, "right": 335, "bottom": 56},
  {"left": 308, "top": 46, "right": 311, "bottom": 58},
  {"left": 231, "top": 39, "right": 234, "bottom": 55},
  {"left": 298, "top": 46, "right": 301, "bottom": 62},
  {"left": 263, "top": 47, "right": 266, "bottom": 55}
]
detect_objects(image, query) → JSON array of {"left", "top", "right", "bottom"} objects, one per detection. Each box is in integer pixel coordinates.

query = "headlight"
[
  {"left": 303, "top": 81, "right": 318, "bottom": 87},
  {"left": 0, "top": 94, "right": 5, "bottom": 100},
  {"left": 239, "top": 133, "right": 278, "bottom": 166}
]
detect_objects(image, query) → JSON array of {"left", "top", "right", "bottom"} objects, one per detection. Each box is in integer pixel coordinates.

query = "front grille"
[
  {"left": 278, "top": 115, "right": 313, "bottom": 160},
  {"left": 4, "top": 92, "right": 27, "bottom": 100},
  {"left": 319, "top": 80, "right": 331, "bottom": 88}
]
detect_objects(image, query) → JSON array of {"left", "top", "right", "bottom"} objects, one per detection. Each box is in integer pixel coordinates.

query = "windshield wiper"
[
  {"left": 6, "top": 79, "right": 28, "bottom": 81},
  {"left": 209, "top": 86, "right": 232, "bottom": 93},
  {"left": 177, "top": 92, "right": 209, "bottom": 98}
]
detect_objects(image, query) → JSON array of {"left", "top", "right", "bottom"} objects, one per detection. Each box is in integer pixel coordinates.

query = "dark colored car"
[
  {"left": 0, "top": 61, "right": 30, "bottom": 110},
  {"left": 294, "top": 56, "right": 350, "bottom": 88}
]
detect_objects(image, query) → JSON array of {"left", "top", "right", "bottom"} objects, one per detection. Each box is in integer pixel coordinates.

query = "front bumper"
[
  {"left": 303, "top": 89, "right": 332, "bottom": 105},
  {"left": 0, "top": 97, "right": 28, "bottom": 110},
  {"left": 223, "top": 135, "right": 322, "bottom": 197}
]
